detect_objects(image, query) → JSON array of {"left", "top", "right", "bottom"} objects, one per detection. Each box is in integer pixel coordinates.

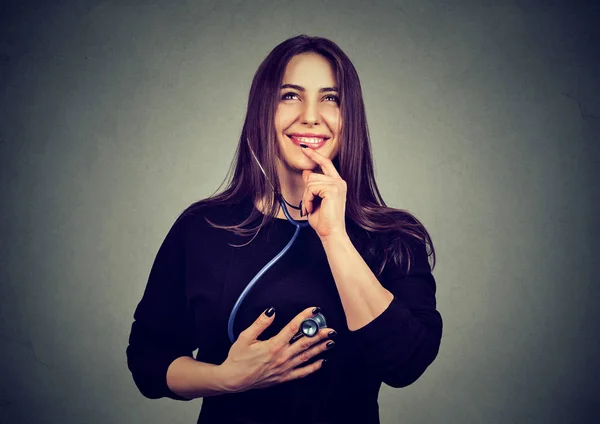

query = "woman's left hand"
[{"left": 300, "top": 147, "right": 348, "bottom": 240}]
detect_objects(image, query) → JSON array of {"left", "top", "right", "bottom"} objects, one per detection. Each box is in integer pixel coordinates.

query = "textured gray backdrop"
[{"left": 1, "top": 0, "right": 599, "bottom": 423}]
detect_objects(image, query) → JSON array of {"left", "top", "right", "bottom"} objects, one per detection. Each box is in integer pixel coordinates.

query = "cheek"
[
  {"left": 323, "top": 109, "right": 342, "bottom": 135},
  {"left": 275, "top": 105, "right": 298, "bottom": 131}
]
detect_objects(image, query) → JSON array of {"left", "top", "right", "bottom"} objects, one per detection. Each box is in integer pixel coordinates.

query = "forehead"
[{"left": 282, "top": 53, "right": 337, "bottom": 87}]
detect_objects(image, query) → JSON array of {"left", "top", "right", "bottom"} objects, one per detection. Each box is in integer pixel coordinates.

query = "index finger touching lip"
[
  {"left": 272, "top": 306, "right": 321, "bottom": 345},
  {"left": 301, "top": 147, "right": 340, "bottom": 179}
]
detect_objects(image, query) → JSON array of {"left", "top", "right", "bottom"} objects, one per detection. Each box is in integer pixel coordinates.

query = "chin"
[{"left": 282, "top": 157, "right": 313, "bottom": 172}]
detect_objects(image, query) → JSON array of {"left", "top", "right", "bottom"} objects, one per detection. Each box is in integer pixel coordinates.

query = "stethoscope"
[{"left": 226, "top": 140, "right": 328, "bottom": 344}]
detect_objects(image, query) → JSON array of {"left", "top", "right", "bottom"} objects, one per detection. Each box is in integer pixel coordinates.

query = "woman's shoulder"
[
  {"left": 346, "top": 207, "right": 424, "bottom": 245},
  {"left": 173, "top": 196, "right": 255, "bottom": 231},
  {"left": 346, "top": 206, "right": 434, "bottom": 276}
]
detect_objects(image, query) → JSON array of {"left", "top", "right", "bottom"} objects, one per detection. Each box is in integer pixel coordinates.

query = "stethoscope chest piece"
[{"left": 300, "top": 312, "right": 327, "bottom": 337}]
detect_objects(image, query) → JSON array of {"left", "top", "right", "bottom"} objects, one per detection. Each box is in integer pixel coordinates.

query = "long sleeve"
[
  {"left": 346, "top": 238, "right": 443, "bottom": 388},
  {"left": 126, "top": 216, "right": 197, "bottom": 400}
]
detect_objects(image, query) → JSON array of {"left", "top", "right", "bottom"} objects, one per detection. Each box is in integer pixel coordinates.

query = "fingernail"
[
  {"left": 289, "top": 331, "right": 303, "bottom": 344},
  {"left": 328, "top": 330, "right": 337, "bottom": 339},
  {"left": 321, "top": 359, "right": 327, "bottom": 366},
  {"left": 300, "top": 144, "right": 308, "bottom": 149},
  {"left": 312, "top": 307, "right": 321, "bottom": 315},
  {"left": 265, "top": 307, "right": 275, "bottom": 317},
  {"left": 326, "top": 341, "right": 335, "bottom": 349}
]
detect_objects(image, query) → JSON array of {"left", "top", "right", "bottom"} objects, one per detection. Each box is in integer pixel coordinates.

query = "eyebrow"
[{"left": 280, "top": 83, "right": 338, "bottom": 93}]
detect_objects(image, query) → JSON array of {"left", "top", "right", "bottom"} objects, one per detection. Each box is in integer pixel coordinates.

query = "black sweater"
[{"left": 126, "top": 197, "right": 443, "bottom": 424}]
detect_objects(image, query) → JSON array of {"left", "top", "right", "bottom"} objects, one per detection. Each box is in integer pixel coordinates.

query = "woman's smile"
[{"left": 287, "top": 134, "right": 330, "bottom": 149}]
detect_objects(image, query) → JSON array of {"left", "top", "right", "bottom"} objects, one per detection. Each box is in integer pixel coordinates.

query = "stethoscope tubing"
[{"left": 227, "top": 199, "right": 310, "bottom": 343}]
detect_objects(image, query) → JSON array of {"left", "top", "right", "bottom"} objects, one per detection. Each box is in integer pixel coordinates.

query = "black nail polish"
[
  {"left": 326, "top": 341, "right": 335, "bottom": 349},
  {"left": 300, "top": 144, "right": 308, "bottom": 149},
  {"left": 289, "top": 331, "right": 303, "bottom": 344},
  {"left": 265, "top": 307, "right": 275, "bottom": 317},
  {"left": 312, "top": 307, "right": 321, "bottom": 315},
  {"left": 328, "top": 330, "right": 337, "bottom": 339}
]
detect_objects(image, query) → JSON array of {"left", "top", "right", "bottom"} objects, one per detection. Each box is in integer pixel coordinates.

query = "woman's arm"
[
  {"left": 321, "top": 232, "right": 442, "bottom": 387},
  {"left": 127, "top": 214, "right": 222, "bottom": 400},
  {"left": 321, "top": 233, "right": 394, "bottom": 331},
  {"left": 166, "top": 356, "right": 231, "bottom": 399},
  {"left": 127, "top": 312, "right": 233, "bottom": 401}
]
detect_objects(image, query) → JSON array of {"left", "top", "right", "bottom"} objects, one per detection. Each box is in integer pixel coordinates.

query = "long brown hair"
[{"left": 182, "top": 35, "right": 435, "bottom": 276}]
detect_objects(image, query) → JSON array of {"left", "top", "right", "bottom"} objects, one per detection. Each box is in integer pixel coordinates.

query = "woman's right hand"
[{"left": 219, "top": 306, "right": 336, "bottom": 393}]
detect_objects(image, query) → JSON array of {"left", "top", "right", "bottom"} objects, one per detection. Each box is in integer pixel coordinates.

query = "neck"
[
  {"left": 278, "top": 163, "right": 305, "bottom": 208},
  {"left": 256, "top": 160, "right": 306, "bottom": 220}
]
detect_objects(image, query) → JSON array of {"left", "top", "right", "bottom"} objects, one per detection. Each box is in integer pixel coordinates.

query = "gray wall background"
[{"left": 1, "top": 0, "right": 599, "bottom": 423}]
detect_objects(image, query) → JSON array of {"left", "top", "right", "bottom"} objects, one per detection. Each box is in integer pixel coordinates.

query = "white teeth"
[{"left": 291, "top": 136, "right": 326, "bottom": 144}]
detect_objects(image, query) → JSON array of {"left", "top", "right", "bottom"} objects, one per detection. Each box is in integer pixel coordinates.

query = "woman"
[{"left": 127, "top": 35, "right": 442, "bottom": 424}]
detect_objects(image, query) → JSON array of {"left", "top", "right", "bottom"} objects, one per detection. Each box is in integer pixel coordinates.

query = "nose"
[{"left": 300, "top": 99, "right": 320, "bottom": 126}]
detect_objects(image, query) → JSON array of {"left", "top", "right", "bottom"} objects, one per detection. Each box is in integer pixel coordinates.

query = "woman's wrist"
[
  {"left": 212, "top": 363, "right": 238, "bottom": 394},
  {"left": 167, "top": 356, "right": 234, "bottom": 399}
]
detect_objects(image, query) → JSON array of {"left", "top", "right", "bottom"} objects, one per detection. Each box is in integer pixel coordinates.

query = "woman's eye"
[
  {"left": 281, "top": 92, "right": 298, "bottom": 100},
  {"left": 281, "top": 92, "right": 339, "bottom": 104}
]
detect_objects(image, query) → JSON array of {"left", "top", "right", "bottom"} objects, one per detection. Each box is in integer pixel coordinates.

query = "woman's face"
[{"left": 274, "top": 52, "right": 342, "bottom": 173}]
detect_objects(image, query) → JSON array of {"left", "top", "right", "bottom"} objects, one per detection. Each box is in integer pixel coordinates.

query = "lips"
[{"left": 287, "top": 134, "right": 330, "bottom": 149}]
